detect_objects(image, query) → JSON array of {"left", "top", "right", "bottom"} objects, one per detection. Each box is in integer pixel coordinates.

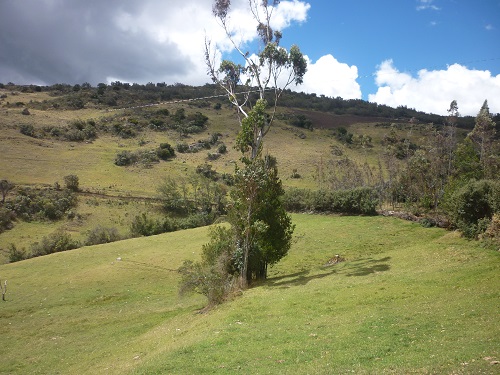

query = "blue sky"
[
  {"left": 290, "top": 0, "right": 500, "bottom": 95},
  {"left": 1, "top": 0, "right": 499, "bottom": 115}
]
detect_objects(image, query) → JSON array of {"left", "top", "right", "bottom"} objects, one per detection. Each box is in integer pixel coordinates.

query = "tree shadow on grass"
[
  {"left": 266, "top": 269, "right": 338, "bottom": 289},
  {"left": 265, "top": 256, "right": 391, "bottom": 288},
  {"left": 342, "top": 257, "right": 391, "bottom": 277}
]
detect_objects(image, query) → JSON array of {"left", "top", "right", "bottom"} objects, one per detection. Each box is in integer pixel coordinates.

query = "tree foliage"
[
  {"left": 229, "top": 156, "right": 294, "bottom": 284},
  {"left": 206, "top": 0, "right": 307, "bottom": 159},
  {"left": 0, "top": 179, "right": 14, "bottom": 204},
  {"left": 445, "top": 179, "right": 500, "bottom": 238},
  {"left": 468, "top": 100, "right": 498, "bottom": 178},
  {"left": 180, "top": 0, "right": 301, "bottom": 304}
]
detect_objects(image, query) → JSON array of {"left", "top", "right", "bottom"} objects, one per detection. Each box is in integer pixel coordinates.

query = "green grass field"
[
  {"left": 1, "top": 214, "right": 498, "bottom": 374},
  {"left": 1, "top": 88, "right": 498, "bottom": 374}
]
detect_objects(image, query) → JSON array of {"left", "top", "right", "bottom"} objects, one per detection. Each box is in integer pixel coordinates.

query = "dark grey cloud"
[{"left": 0, "top": 0, "right": 195, "bottom": 85}]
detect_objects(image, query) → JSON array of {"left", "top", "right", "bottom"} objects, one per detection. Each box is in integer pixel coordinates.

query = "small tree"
[
  {"left": 469, "top": 100, "right": 498, "bottom": 178},
  {"left": 64, "top": 174, "right": 79, "bottom": 192},
  {"left": 1, "top": 279, "right": 6, "bottom": 301},
  {"left": 206, "top": 0, "right": 307, "bottom": 159},
  {"left": 0, "top": 179, "right": 14, "bottom": 204},
  {"left": 444, "top": 100, "right": 459, "bottom": 176},
  {"left": 179, "top": 0, "right": 304, "bottom": 302},
  {"left": 229, "top": 156, "right": 294, "bottom": 283}
]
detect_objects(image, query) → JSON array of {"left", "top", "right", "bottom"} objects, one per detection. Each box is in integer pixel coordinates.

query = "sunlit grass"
[{"left": 1, "top": 214, "right": 498, "bottom": 374}]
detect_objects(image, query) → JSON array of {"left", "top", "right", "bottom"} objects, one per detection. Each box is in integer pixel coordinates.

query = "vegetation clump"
[{"left": 6, "top": 187, "right": 77, "bottom": 221}]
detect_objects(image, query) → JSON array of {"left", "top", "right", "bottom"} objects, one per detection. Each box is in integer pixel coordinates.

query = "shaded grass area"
[{"left": 1, "top": 215, "right": 498, "bottom": 374}]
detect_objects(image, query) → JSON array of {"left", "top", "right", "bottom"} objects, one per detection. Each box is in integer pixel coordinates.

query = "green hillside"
[
  {"left": 0, "top": 83, "right": 499, "bottom": 373},
  {"left": 0, "top": 214, "right": 498, "bottom": 374},
  {"left": 0, "top": 86, "right": 401, "bottom": 254}
]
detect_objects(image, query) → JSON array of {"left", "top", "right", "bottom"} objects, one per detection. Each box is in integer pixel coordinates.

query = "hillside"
[
  {"left": 1, "top": 82, "right": 498, "bottom": 260},
  {"left": 0, "top": 84, "right": 447, "bottom": 255},
  {"left": 0, "top": 214, "right": 499, "bottom": 374},
  {"left": 0, "top": 83, "right": 499, "bottom": 373}
]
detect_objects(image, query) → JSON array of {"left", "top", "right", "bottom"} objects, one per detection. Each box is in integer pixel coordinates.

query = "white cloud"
[
  {"left": 300, "top": 55, "right": 361, "bottom": 99},
  {"left": 416, "top": 0, "right": 440, "bottom": 11},
  {"left": 0, "top": 0, "right": 311, "bottom": 86},
  {"left": 368, "top": 60, "right": 500, "bottom": 116},
  {"left": 240, "top": 52, "right": 361, "bottom": 100}
]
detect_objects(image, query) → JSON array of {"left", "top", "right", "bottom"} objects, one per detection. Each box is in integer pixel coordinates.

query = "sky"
[{"left": 1, "top": 0, "right": 499, "bottom": 116}]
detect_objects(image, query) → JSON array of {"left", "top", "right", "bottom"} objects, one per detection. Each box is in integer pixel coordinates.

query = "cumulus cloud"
[
  {"left": 368, "top": 60, "right": 500, "bottom": 116},
  {"left": 300, "top": 55, "right": 361, "bottom": 99},
  {"left": 0, "top": 0, "right": 311, "bottom": 86}
]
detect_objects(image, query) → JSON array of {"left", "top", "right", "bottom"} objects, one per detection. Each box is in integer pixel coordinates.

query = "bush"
[
  {"left": 20, "top": 124, "right": 35, "bottom": 137},
  {"left": 207, "top": 152, "right": 221, "bottom": 161},
  {"left": 114, "top": 151, "right": 137, "bottom": 166},
  {"left": 84, "top": 225, "right": 121, "bottom": 246},
  {"left": 176, "top": 143, "right": 190, "bottom": 153},
  {"left": 196, "top": 164, "right": 219, "bottom": 180},
  {"left": 130, "top": 213, "right": 165, "bottom": 237},
  {"left": 8, "top": 244, "right": 26, "bottom": 263},
  {"left": 445, "top": 179, "right": 500, "bottom": 238},
  {"left": 7, "top": 187, "right": 77, "bottom": 221},
  {"left": 157, "top": 143, "right": 175, "bottom": 160},
  {"left": 130, "top": 212, "right": 216, "bottom": 238},
  {"left": 178, "top": 226, "right": 237, "bottom": 306},
  {"left": 64, "top": 174, "right": 79, "bottom": 192},
  {"left": 136, "top": 150, "right": 159, "bottom": 166},
  {"left": 481, "top": 213, "right": 500, "bottom": 248},
  {"left": 283, "top": 187, "right": 378, "bottom": 215},
  {"left": 30, "top": 230, "right": 80, "bottom": 258},
  {"left": 283, "top": 188, "right": 312, "bottom": 211},
  {"left": 218, "top": 144, "right": 227, "bottom": 154},
  {"left": 0, "top": 207, "right": 16, "bottom": 233}
]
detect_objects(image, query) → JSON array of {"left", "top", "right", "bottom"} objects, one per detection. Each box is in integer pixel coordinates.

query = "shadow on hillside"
[
  {"left": 266, "top": 256, "right": 392, "bottom": 288},
  {"left": 267, "top": 269, "right": 338, "bottom": 288},
  {"left": 342, "top": 257, "right": 391, "bottom": 277}
]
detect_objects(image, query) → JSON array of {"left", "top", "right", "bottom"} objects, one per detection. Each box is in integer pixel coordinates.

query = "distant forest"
[{"left": 2, "top": 81, "right": 499, "bottom": 129}]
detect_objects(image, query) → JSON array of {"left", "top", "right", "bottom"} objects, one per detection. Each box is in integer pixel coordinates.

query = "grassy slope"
[
  {"left": 1, "top": 89, "right": 388, "bottom": 253},
  {"left": 1, "top": 214, "right": 498, "bottom": 374}
]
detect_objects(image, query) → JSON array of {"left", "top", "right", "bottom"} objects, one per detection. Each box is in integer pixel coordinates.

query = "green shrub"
[
  {"left": 149, "top": 118, "right": 166, "bottom": 130},
  {"left": 481, "top": 213, "right": 500, "bottom": 247},
  {"left": 136, "top": 150, "right": 159, "bottom": 166},
  {"left": 0, "top": 208, "right": 16, "bottom": 233},
  {"left": 196, "top": 164, "right": 218, "bottom": 180},
  {"left": 176, "top": 143, "right": 190, "bottom": 153},
  {"left": 218, "top": 144, "right": 227, "bottom": 154},
  {"left": 64, "top": 174, "right": 80, "bottom": 192},
  {"left": 84, "top": 225, "right": 121, "bottom": 246},
  {"left": 19, "top": 124, "right": 36, "bottom": 137},
  {"left": 445, "top": 179, "right": 500, "bottom": 238},
  {"left": 7, "top": 187, "right": 77, "bottom": 221},
  {"left": 114, "top": 151, "right": 137, "bottom": 166},
  {"left": 177, "top": 212, "right": 216, "bottom": 230},
  {"left": 283, "top": 188, "right": 312, "bottom": 212},
  {"left": 179, "top": 226, "right": 237, "bottom": 306},
  {"left": 130, "top": 213, "right": 165, "bottom": 237},
  {"left": 156, "top": 143, "right": 175, "bottom": 160},
  {"left": 7, "top": 244, "right": 26, "bottom": 263},
  {"left": 130, "top": 212, "right": 216, "bottom": 238},
  {"left": 283, "top": 187, "right": 378, "bottom": 215},
  {"left": 30, "top": 230, "right": 80, "bottom": 258}
]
